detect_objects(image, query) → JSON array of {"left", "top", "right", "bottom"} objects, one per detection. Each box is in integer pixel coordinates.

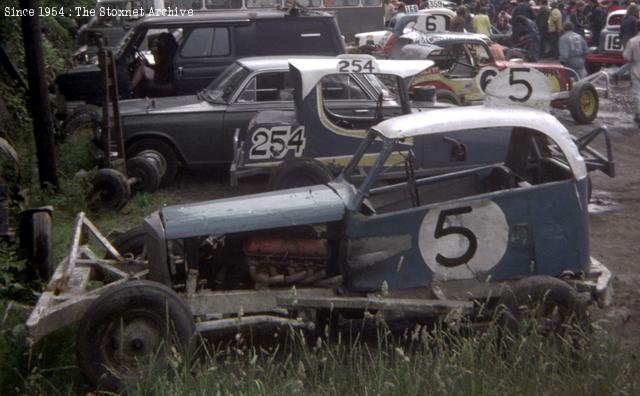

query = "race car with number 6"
[{"left": 392, "top": 32, "right": 609, "bottom": 124}]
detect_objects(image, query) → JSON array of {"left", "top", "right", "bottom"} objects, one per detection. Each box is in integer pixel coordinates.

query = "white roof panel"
[
  {"left": 372, "top": 106, "right": 587, "bottom": 179},
  {"left": 289, "top": 57, "right": 434, "bottom": 98}
]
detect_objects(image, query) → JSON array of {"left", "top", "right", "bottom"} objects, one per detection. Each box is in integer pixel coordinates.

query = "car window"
[
  {"left": 324, "top": 0, "right": 359, "bottom": 7},
  {"left": 203, "top": 0, "right": 243, "bottom": 8},
  {"left": 246, "top": 0, "right": 282, "bottom": 7},
  {"left": 321, "top": 75, "right": 369, "bottom": 100},
  {"left": 134, "top": 28, "right": 183, "bottom": 65},
  {"left": 236, "top": 72, "right": 294, "bottom": 102},
  {"left": 253, "top": 20, "right": 336, "bottom": 55},
  {"left": 296, "top": 0, "right": 322, "bottom": 5},
  {"left": 180, "top": 27, "right": 230, "bottom": 58},
  {"left": 469, "top": 44, "right": 491, "bottom": 65},
  {"left": 167, "top": 0, "right": 205, "bottom": 9}
]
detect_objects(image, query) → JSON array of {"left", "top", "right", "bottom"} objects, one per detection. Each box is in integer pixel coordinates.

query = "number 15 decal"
[{"left": 418, "top": 200, "right": 509, "bottom": 280}]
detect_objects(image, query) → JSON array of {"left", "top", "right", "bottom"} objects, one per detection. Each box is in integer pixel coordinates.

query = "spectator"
[
  {"left": 559, "top": 21, "right": 589, "bottom": 77},
  {"left": 512, "top": 15, "right": 541, "bottom": 61},
  {"left": 571, "top": 1, "right": 588, "bottom": 37},
  {"left": 537, "top": 0, "right": 551, "bottom": 57},
  {"left": 512, "top": 0, "right": 536, "bottom": 20},
  {"left": 496, "top": 10, "right": 511, "bottom": 33},
  {"left": 131, "top": 32, "right": 178, "bottom": 97},
  {"left": 612, "top": 4, "right": 640, "bottom": 83},
  {"left": 587, "top": 0, "right": 607, "bottom": 47},
  {"left": 384, "top": 0, "right": 395, "bottom": 26},
  {"left": 622, "top": 19, "right": 640, "bottom": 125},
  {"left": 473, "top": 7, "right": 492, "bottom": 35},
  {"left": 451, "top": 6, "right": 467, "bottom": 32},
  {"left": 548, "top": 1, "right": 564, "bottom": 58},
  {"left": 609, "top": 0, "right": 623, "bottom": 12}
]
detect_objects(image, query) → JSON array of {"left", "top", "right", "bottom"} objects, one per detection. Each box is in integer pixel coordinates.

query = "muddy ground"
[{"left": 164, "top": 75, "right": 640, "bottom": 352}]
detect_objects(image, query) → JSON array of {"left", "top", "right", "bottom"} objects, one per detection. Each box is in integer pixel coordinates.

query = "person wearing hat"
[
  {"left": 622, "top": 19, "right": 640, "bottom": 125},
  {"left": 559, "top": 21, "right": 588, "bottom": 77}
]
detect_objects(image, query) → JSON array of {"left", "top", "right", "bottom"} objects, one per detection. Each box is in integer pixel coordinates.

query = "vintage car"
[
  {"left": 353, "top": 9, "right": 455, "bottom": 55},
  {"left": 585, "top": 9, "right": 625, "bottom": 74},
  {"left": 26, "top": 103, "right": 612, "bottom": 391},
  {"left": 57, "top": 8, "right": 345, "bottom": 125},
  {"left": 101, "top": 56, "right": 432, "bottom": 186},
  {"left": 231, "top": 56, "right": 475, "bottom": 188},
  {"left": 231, "top": 57, "right": 613, "bottom": 189},
  {"left": 391, "top": 32, "right": 609, "bottom": 124}
]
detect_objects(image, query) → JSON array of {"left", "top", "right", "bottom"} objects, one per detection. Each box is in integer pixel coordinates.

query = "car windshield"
[{"left": 199, "top": 63, "right": 250, "bottom": 103}]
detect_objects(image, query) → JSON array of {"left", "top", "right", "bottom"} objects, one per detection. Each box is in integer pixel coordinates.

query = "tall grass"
[{"left": 117, "top": 318, "right": 638, "bottom": 396}]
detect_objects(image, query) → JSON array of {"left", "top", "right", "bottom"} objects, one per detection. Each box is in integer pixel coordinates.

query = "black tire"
[
  {"left": 31, "top": 212, "right": 53, "bottom": 281},
  {"left": 89, "top": 168, "right": 131, "bottom": 211},
  {"left": 497, "top": 275, "right": 588, "bottom": 340},
  {"left": 569, "top": 81, "right": 599, "bottom": 124},
  {"left": 105, "top": 226, "right": 149, "bottom": 275},
  {"left": 63, "top": 105, "right": 101, "bottom": 140},
  {"left": 435, "top": 89, "right": 461, "bottom": 106},
  {"left": 268, "top": 158, "right": 333, "bottom": 190},
  {"left": 127, "top": 139, "right": 178, "bottom": 187},
  {"left": 109, "top": 226, "right": 146, "bottom": 259},
  {"left": 76, "top": 280, "right": 196, "bottom": 392},
  {"left": 127, "top": 156, "right": 161, "bottom": 193},
  {"left": 585, "top": 60, "right": 601, "bottom": 75},
  {"left": 136, "top": 150, "right": 167, "bottom": 180}
]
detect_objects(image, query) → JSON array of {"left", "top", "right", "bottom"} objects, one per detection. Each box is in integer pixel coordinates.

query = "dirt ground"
[
  {"left": 555, "top": 77, "right": 640, "bottom": 353},
  {"left": 164, "top": 76, "right": 640, "bottom": 352}
]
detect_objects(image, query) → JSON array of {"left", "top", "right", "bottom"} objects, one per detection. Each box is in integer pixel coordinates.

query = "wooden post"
[{"left": 19, "top": 0, "right": 59, "bottom": 190}]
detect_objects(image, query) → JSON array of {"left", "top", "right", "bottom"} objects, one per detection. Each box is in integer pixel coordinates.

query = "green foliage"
[{"left": 118, "top": 321, "right": 639, "bottom": 396}]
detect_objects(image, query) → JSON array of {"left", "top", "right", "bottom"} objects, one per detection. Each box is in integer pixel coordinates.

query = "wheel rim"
[
  {"left": 580, "top": 90, "right": 597, "bottom": 117},
  {"left": 99, "top": 309, "right": 167, "bottom": 380}
]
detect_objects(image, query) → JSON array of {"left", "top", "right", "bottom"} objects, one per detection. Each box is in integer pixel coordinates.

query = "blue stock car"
[{"left": 27, "top": 101, "right": 612, "bottom": 391}]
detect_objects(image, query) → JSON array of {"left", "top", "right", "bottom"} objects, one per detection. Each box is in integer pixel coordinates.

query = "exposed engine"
[{"left": 243, "top": 236, "right": 330, "bottom": 286}]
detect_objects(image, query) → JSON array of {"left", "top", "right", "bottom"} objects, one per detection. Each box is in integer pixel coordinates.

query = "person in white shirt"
[{"left": 623, "top": 20, "right": 640, "bottom": 125}]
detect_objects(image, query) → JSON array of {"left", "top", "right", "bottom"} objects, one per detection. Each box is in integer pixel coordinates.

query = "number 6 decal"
[{"left": 418, "top": 200, "right": 509, "bottom": 280}]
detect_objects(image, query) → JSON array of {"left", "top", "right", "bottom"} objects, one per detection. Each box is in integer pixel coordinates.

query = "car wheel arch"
[{"left": 125, "top": 132, "right": 186, "bottom": 164}]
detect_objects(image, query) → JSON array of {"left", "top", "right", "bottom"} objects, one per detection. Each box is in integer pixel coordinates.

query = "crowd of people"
[
  {"left": 383, "top": 0, "right": 637, "bottom": 77},
  {"left": 382, "top": 0, "right": 640, "bottom": 124}
]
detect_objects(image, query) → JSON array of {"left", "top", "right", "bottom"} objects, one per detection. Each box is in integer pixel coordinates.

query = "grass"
[
  {"left": 121, "top": 318, "right": 639, "bottom": 396},
  {"left": 1, "top": 99, "right": 638, "bottom": 396}
]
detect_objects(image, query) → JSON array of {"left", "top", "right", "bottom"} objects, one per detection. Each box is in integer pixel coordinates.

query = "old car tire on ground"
[
  {"left": 136, "top": 150, "right": 167, "bottom": 180},
  {"left": 76, "top": 280, "right": 196, "bottom": 392},
  {"left": 127, "top": 156, "right": 161, "bottom": 193},
  {"left": 126, "top": 139, "right": 178, "bottom": 187},
  {"left": 89, "top": 168, "right": 131, "bottom": 211},
  {"left": 569, "top": 81, "right": 599, "bottom": 124},
  {"left": 435, "top": 89, "right": 461, "bottom": 106},
  {"left": 63, "top": 104, "right": 101, "bottom": 139},
  {"left": 497, "top": 275, "right": 588, "bottom": 340},
  {"left": 30, "top": 211, "right": 53, "bottom": 281},
  {"left": 268, "top": 158, "right": 334, "bottom": 190}
]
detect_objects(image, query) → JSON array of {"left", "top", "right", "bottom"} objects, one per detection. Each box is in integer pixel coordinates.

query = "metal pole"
[{"left": 19, "top": 0, "right": 59, "bottom": 190}]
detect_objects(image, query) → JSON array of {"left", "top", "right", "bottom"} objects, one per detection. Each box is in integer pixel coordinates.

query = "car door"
[
  {"left": 344, "top": 172, "right": 533, "bottom": 292},
  {"left": 223, "top": 70, "right": 296, "bottom": 159},
  {"left": 173, "top": 25, "right": 236, "bottom": 95}
]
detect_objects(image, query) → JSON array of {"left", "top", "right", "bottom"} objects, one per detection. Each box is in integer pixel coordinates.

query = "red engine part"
[{"left": 243, "top": 236, "right": 330, "bottom": 259}]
